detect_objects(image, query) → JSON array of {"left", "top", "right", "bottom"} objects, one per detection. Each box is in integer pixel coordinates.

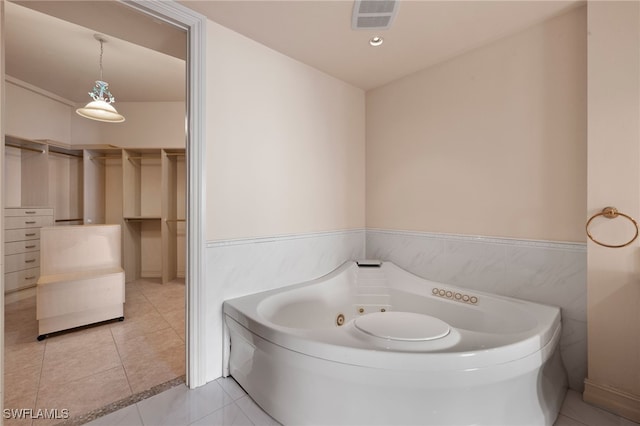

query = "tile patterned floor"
[
  {"left": 86, "top": 377, "right": 279, "bottom": 426},
  {"left": 4, "top": 278, "right": 185, "bottom": 426},
  {"left": 555, "top": 390, "right": 640, "bottom": 426},
  {"left": 87, "top": 380, "right": 639, "bottom": 426}
]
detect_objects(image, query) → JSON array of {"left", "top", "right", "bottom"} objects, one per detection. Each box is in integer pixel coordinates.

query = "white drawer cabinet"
[
  {"left": 4, "top": 207, "right": 53, "bottom": 293},
  {"left": 5, "top": 252, "right": 40, "bottom": 272},
  {"left": 5, "top": 228, "right": 40, "bottom": 243},
  {"left": 5, "top": 215, "right": 53, "bottom": 229},
  {"left": 5, "top": 268, "right": 39, "bottom": 292},
  {"left": 5, "top": 208, "right": 53, "bottom": 217},
  {"left": 5, "top": 240, "right": 40, "bottom": 255}
]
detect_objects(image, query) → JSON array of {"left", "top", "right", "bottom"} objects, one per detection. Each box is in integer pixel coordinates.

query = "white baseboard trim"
[{"left": 584, "top": 378, "right": 640, "bottom": 423}]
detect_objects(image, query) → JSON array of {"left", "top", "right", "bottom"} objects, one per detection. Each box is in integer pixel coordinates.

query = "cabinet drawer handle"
[
  {"left": 25, "top": 211, "right": 36, "bottom": 214},
  {"left": 25, "top": 233, "right": 36, "bottom": 237},
  {"left": 25, "top": 259, "right": 36, "bottom": 263},
  {"left": 24, "top": 221, "right": 36, "bottom": 224},
  {"left": 24, "top": 276, "right": 36, "bottom": 280},
  {"left": 25, "top": 245, "right": 36, "bottom": 249}
]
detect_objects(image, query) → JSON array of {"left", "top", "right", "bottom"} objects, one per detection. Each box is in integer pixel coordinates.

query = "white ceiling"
[
  {"left": 4, "top": 0, "right": 582, "bottom": 103},
  {"left": 182, "top": 0, "right": 582, "bottom": 91},
  {"left": 4, "top": 1, "right": 187, "bottom": 103}
]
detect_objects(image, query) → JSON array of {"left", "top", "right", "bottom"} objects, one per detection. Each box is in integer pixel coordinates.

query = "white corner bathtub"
[{"left": 223, "top": 261, "right": 568, "bottom": 426}]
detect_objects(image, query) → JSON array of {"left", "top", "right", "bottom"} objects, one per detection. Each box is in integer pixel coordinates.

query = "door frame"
[{"left": 122, "top": 0, "right": 207, "bottom": 388}]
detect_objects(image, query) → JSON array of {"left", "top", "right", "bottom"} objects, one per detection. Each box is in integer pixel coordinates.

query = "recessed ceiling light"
[{"left": 369, "top": 36, "right": 384, "bottom": 47}]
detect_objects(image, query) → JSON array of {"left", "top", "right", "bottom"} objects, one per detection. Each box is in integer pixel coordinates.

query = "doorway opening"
[{"left": 1, "top": 0, "right": 205, "bottom": 421}]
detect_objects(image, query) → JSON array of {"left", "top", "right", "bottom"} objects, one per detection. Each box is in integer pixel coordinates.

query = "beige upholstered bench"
[{"left": 36, "top": 224, "right": 125, "bottom": 340}]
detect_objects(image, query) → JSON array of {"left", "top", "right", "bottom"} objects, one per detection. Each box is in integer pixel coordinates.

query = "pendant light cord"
[
  {"left": 99, "top": 38, "right": 104, "bottom": 81},
  {"left": 76, "top": 33, "right": 125, "bottom": 122}
]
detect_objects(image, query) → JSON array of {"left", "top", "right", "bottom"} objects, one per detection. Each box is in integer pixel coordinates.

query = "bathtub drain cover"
[{"left": 354, "top": 312, "right": 450, "bottom": 341}]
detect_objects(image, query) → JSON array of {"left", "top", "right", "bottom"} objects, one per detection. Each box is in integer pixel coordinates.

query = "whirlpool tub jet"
[{"left": 222, "top": 261, "right": 567, "bottom": 426}]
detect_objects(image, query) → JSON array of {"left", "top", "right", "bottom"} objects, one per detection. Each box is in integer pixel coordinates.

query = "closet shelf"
[
  {"left": 124, "top": 216, "right": 161, "bottom": 221},
  {"left": 6, "top": 143, "right": 45, "bottom": 154}
]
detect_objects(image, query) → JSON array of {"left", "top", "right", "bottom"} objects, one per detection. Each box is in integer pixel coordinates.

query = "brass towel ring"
[{"left": 585, "top": 207, "right": 639, "bottom": 248}]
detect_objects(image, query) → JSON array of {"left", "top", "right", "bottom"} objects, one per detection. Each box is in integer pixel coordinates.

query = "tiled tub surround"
[
  {"left": 366, "top": 229, "right": 587, "bottom": 392},
  {"left": 205, "top": 229, "right": 366, "bottom": 380},
  {"left": 204, "top": 228, "right": 585, "bottom": 389}
]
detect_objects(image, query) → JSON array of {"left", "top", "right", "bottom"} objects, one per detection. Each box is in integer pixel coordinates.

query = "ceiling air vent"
[{"left": 352, "top": 0, "right": 399, "bottom": 30}]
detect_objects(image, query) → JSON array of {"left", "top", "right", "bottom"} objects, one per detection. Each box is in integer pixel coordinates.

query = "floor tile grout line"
[
  {"left": 560, "top": 393, "right": 638, "bottom": 426},
  {"left": 117, "top": 279, "right": 180, "bottom": 395},
  {"left": 109, "top": 325, "right": 135, "bottom": 397},
  {"left": 558, "top": 413, "right": 590, "bottom": 426},
  {"left": 185, "top": 400, "right": 250, "bottom": 426},
  {"left": 217, "top": 377, "right": 249, "bottom": 402},
  {"left": 136, "top": 279, "right": 177, "bottom": 334},
  {"left": 561, "top": 404, "right": 635, "bottom": 426},
  {"left": 559, "top": 412, "right": 586, "bottom": 425},
  {"left": 137, "top": 278, "right": 186, "bottom": 344},
  {"left": 32, "top": 335, "right": 48, "bottom": 426},
  {"left": 235, "top": 394, "right": 265, "bottom": 426},
  {"left": 34, "top": 326, "right": 128, "bottom": 391},
  {"left": 182, "top": 382, "right": 225, "bottom": 426},
  {"left": 133, "top": 403, "right": 145, "bottom": 426},
  {"left": 157, "top": 304, "right": 186, "bottom": 343}
]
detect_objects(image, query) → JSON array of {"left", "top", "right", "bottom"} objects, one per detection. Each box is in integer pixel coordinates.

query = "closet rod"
[
  {"left": 128, "top": 154, "right": 162, "bottom": 161},
  {"left": 5, "top": 143, "right": 44, "bottom": 154},
  {"left": 49, "top": 150, "right": 83, "bottom": 159},
  {"left": 165, "top": 219, "right": 186, "bottom": 222},
  {"left": 165, "top": 153, "right": 185, "bottom": 157},
  {"left": 55, "top": 218, "right": 83, "bottom": 223},
  {"left": 91, "top": 156, "right": 121, "bottom": 160}
]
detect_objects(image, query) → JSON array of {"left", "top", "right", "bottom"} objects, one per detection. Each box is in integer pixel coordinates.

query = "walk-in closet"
[
  {"left": 4, "top": 137, "right": 185, "bottom": 289},
  {"left": 3, "top": 1, "right": 189, "bottom": 420}
]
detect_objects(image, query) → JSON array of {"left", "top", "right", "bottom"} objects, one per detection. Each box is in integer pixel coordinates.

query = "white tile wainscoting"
[
  {"left": 366, "top": 228, "right": 587, "bottom": 392},
  {"left": 204, "top": 229, "right": 366, "bottom": 380},
  {"left": 202, "top": 228, "right": 586, "bottom": 391}
]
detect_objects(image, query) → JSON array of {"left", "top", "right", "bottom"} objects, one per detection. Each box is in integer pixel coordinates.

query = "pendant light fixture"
[{"left": 76, "top": 34, "right": 125, "bottom": 123}]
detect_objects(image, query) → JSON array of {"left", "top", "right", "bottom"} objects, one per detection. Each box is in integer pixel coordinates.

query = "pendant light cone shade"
[
  {"left": 76, "top": 99, "right": 125, "bottom": 123},
  {"left": 76, "top": 36, "right": 125, "bottom": 123}
]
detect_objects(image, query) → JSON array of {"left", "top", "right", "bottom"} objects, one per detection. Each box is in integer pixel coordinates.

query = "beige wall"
[
  {"left": 6, "top": 79, "right": 185, "bottom": 149},
  {"left": 366, "top": 6, "right": 586, "bottom": 243},
  {"left": 205, "top": 20, "right": 365, "bottom": 241},
  {"left": 78, "top": 102, "right": 185, "bottom": 148},
  {"left": 6, "top": 80, "right": 72, "bottom": 143},
  {"left": 585, "top": 2, "right": 640, "bottom": 421}
]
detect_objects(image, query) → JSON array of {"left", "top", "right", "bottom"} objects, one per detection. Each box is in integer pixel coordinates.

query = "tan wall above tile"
[
  {"left": 585, "top": 1, "right": 640, "bottom": 421},
  {"left": 366, "top": 6, "right": 587, "bottom": 243},
  {"left": 205, "top": 21, "right": 366, "bottom": 241}
]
